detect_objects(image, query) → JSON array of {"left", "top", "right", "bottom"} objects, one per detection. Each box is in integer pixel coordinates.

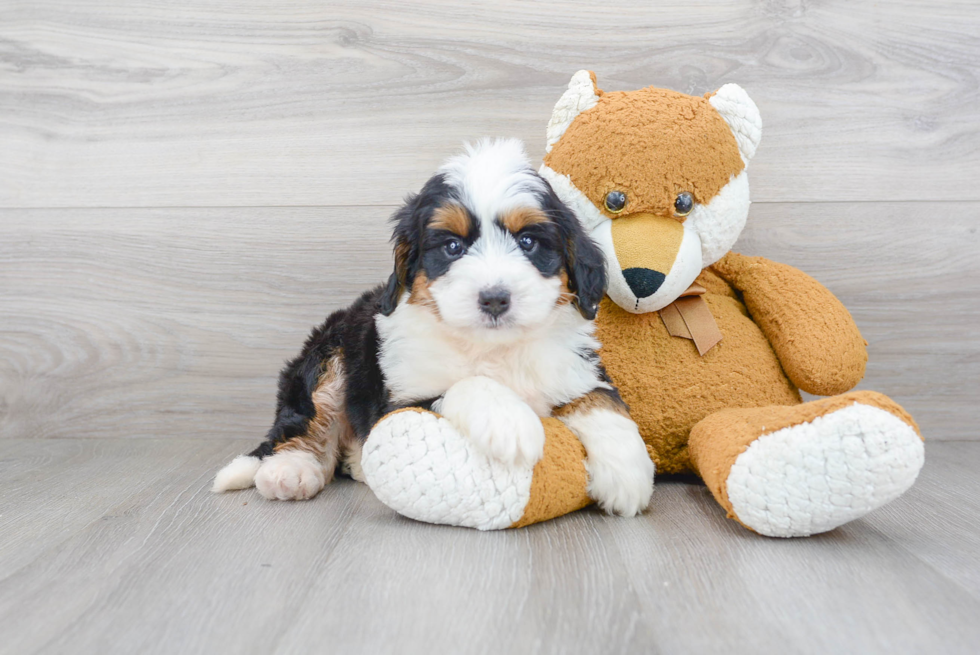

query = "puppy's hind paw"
[{"left": 254, "top": 450, "right": 329, "bottom": 501}]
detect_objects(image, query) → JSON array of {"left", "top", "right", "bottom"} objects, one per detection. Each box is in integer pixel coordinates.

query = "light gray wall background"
[{"left": 2, "top": 0, "right": 978, "bottom": 441}]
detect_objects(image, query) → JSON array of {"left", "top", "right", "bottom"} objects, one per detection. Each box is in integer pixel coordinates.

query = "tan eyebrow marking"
[
  {"left": 500, "top": 207, "right": 550, "bottom": 233},
  {"left": 429, "top": 203, "right": 471, "bottom": 237}
]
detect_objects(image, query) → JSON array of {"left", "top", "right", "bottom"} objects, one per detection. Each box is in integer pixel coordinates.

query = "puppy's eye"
[
  {"left": 604, "top": 190, "right": 627, "bottom": 214},
  {"left": 674, "top": 192, "right": 694, "bottom": 217},
  {"left": 444, "top": 239, "right": 465, "bottom": 258},
  {"left": 518, "top": 234, "right": 537, "bottom": 252}
]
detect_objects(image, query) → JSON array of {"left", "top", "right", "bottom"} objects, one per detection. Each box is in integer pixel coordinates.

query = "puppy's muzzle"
[{"left": 478, "top": 286, "right": 511, "bottom": 319}]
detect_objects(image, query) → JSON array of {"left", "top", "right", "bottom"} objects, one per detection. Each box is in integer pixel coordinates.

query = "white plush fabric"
[
  {"left": 544, "top": 70, "right": 599, "bottom": 153},
  {"left": 687, "top": 170, "right": 751, "bottom": 266},
  {"left": 726, "top": 403, "right": 925, "bottom": 538},
  {"left": 708, "top": 84, "right": 762, "bottom": 164},
  {"left": 362, "top": 410, "right": 534, "bottom": 531}
]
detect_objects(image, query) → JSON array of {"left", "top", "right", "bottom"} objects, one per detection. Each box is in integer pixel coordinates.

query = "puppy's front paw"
[
  {"left": 437, "top": 376, "right": 544, "bottom": 466},
  {"left": 254, "top": 450, "right": 328, "bottom": 500},
  {"left": 587, "top": 455, "right": 654, "bottom": 517},
  {"left": 563, "top": 410, "right": 654, "bottom": 517}
]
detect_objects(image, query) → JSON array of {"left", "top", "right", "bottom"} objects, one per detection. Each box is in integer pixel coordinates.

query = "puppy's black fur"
[{"left": 248, "top": 286, "right": 387, "bottom": 459}]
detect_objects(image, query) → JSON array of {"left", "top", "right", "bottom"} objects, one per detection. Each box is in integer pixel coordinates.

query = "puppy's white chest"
[{"left": 376, "top": 305, "right": 600, "bottom": 415}]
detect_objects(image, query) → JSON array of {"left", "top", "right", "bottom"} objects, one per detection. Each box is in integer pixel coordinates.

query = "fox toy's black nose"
[
  {"left": 622, "top": 268, "right": 666, "bottom": 299},
  {"left": 478, "top": 287, "right": 511, "bottom": 318}
]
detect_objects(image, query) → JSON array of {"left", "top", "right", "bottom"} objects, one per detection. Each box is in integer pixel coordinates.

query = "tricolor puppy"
[{"left": 213, "top": 139, "right": 654, "bottom": 517}]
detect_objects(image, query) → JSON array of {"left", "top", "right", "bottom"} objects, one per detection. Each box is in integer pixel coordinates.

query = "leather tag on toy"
[{"left": 659, "top": 284, "right": 723, "bottom": 356}]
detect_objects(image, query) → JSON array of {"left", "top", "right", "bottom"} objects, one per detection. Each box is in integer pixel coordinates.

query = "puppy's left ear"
[
  {"left": 542, "top": 186, "right": 607, "bottom": 320},
  {"left": 379, "top": 197, "right": 421, "bottom": 316},
  {"left": 379, "top": 174, "right": 452, "bottom": 316},
  {"left": 567, "top": 227, "right": 606, "bottom": 320}
]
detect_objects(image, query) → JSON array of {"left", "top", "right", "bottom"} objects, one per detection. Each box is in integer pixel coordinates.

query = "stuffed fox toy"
[{"left": 362, "top": 71, "right": 925, "bottom": 537}]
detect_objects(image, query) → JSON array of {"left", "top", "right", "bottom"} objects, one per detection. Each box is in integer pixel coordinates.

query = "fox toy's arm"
[{"left": 710, "top": 252, "right": 867, "bottom": 396}]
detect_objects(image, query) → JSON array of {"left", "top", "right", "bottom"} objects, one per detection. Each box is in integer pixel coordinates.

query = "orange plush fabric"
[
  {"left": 510, "top": 418, "right": 593, "bottom": 528},
  {"left": 711, "top": 252, "right": 868, "bottom": 396},
  {"left": 527, "top": 72, "right": 923, "bottom": 535},
  {"left": 595, "top": 267, "right": 802, "bottom": 474},
  {"left": 544, "top": 87, "right": 744, "bottom": 219}
]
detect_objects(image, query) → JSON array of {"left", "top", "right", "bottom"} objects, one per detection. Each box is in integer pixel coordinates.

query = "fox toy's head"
[{"left": 539, "top": 71, "right": 762, "bottom": 313}]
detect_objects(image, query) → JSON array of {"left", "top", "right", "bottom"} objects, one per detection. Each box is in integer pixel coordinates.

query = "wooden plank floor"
[{"left": 0, "top": 439, "right": 978, "bottom": 655}]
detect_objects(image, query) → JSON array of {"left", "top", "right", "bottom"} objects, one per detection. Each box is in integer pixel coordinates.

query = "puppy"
[{"left": 213, "top": 139, "right": 654, "bottom": 516}]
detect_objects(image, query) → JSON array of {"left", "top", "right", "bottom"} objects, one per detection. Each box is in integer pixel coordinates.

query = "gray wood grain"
[
  {"left": 1, "top": 438, "right": 978, "bottom": 655},
  {"left": 1, "top": 0, "right": 979, "bottom": 207},
  {"left": 2, "top": 202, "right": 976, "bottom": 441},
  {"left": 0, "top": 438, "right": 234, "bottom": 579},
  {"left": 0, "top": 206, "right": 393, "bottom": 442}
]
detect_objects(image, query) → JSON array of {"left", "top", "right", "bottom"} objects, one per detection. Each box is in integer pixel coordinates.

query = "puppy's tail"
[{"left": 212, "top": 453, "right": 262, "bottom": 492}]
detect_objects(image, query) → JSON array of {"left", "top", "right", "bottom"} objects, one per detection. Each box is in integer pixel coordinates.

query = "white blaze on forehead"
[{"left": 438, "top": 138, "right": 547, "bottom": 228}]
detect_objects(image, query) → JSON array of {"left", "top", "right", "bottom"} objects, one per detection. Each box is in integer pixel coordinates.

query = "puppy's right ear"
[{"left": 378, "top": 196, "right": 421, "bottom": 316}]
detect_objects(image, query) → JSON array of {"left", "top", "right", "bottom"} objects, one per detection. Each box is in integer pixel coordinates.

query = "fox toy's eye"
[
  {"left": 518, "top": 234, "right": 537, "bottom": 252},
  {"left": 674, "top": 192, "right": 694, "bottom": 217},
  {"left": 604, "top": 190, "right": 627, "bottom": 213},
  {"left": 444, "top": 239, "right": 465, "bottom": 258}
]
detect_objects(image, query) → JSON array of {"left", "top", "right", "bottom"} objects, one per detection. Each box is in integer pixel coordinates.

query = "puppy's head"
[{"left": 379, "top": 138, "right": 605, "bottom": 338}]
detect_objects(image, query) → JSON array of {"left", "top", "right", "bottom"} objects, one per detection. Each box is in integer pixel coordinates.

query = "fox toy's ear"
[
  {"left": 545, "top": 70, "right": 602, "bottom": 153},
  {"left": 708, "top": 83, "right": 762, "bottom": 163}
]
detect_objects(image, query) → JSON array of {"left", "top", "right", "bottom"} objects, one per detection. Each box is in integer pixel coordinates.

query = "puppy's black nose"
[
  {"left": 622, "top": 268, "right": 666, "bottom": 298},
  {"left": 478, "top": 287, "right": 511, "bottom": 318}
]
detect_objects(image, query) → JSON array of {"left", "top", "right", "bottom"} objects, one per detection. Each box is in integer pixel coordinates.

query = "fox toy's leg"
[
  {"left": 688, "top": 390, "right": 924, "bottom": 537},
  {"left": 362, "top": 408, "right": 592, "bottom": 530}
]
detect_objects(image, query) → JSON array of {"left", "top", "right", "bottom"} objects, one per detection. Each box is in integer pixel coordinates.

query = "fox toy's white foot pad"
[
  {"left": 362, "top": 410, "right": 534, "bottom": 530},
  {"left": 726, "top": 403, "right": 924, "bottom": 537}
]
